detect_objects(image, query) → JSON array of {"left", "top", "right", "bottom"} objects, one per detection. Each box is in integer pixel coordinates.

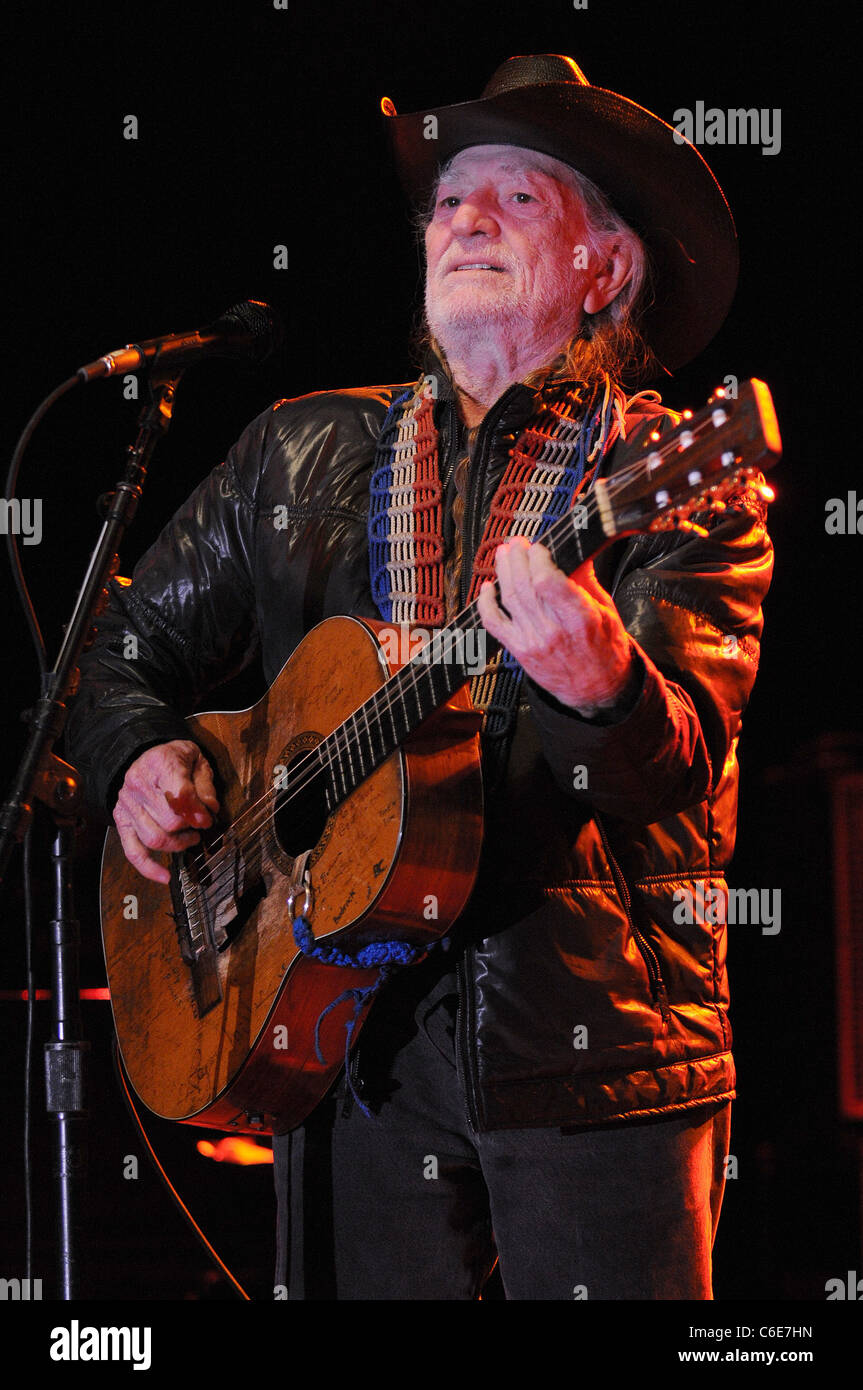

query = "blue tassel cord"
[{"left": 291, "top": 913, "right": 441, "bottom": 1118}]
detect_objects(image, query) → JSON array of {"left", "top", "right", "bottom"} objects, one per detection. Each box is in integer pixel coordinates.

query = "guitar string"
[
  {"left": 179, "top": 410, "right": 735, "bottom": 903},
  {"left": 200, "top": 404, "right": 732, "bottom": 868},
  {"left": 182, "top": 452, "right": 622, "bottom": 892},
  {"left": 183, "top": 411, "right": 738, "bottom": 916},
  {"left": 182, "top": 409, "right": 735, "bottom": 907}
]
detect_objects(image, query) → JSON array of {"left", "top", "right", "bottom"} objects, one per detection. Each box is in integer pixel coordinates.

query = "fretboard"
[
  {"left": 287, "top": 376, "right": 781, "bottom": 815},
  {"left": 310, "top": 499, "right": 606, "bottom": 811}
]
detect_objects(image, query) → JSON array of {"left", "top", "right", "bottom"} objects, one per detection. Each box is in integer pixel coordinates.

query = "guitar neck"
[
  {"left": 313, "top": 607, "right": 487, "bottom": 813},
  {"left": 304, "top": 380, "right": 780, "bottom": 814}
]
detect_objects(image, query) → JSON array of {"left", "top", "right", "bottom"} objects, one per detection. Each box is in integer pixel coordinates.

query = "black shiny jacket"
[{"left": 66, "top": 363, "right": 773, "bottom": 1132}]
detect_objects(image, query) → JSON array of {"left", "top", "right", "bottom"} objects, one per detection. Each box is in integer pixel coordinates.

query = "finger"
[
  {"left": 569, "top": 556, "right": 611, "bottom": 602},
  {"left": 477, "top": 578, "right": 512, "bottom": 640},
  {"left": 493, "top": 535, "right": 531, "bottom": 592},
  {"left": 562, "top": 557, "right": 630, "bottom": 648},
  {"left": 113, "top": 815, "right": 172, "bottom": 886},
  {"left": 168, "top": 746, "right": 218, "bottom": 823},
  {"left": 164, "top": 786, "right": 214, "bottom": 829},
  {"left": 121, "top": 763, "right": 192, "bottom": 833},
  {"left": 126, "top": 753, "right": 212, "bottom": 831},
  {"left": 192, "top": 754, "right": 220, "bottom": 815},
  {"left": 494, "top": 538, "right": 549, "bottom": 630},
  {"left": 117, "top": 797, "right": 203, "bottom": 855},
  {"left": 507, "top": 539, "right": 589, "bottom": 642},
  {"left": 527, "top": 542, "right": 585, "bottom": 607}
]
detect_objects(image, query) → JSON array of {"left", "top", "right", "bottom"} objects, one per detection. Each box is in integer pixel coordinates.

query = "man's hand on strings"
[
  {"left": 113, "top": 739, "right": 220, "bottom": 884},
  {"left": 477, "top": 537, "right": 637, "bottom": 717}
]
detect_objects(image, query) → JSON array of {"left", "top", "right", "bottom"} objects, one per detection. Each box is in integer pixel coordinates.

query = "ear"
[{"left": 582, "top": 239, "right": 634, "bottom": 316}]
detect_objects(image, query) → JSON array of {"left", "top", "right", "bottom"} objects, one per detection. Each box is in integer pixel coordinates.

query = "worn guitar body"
[{"left": 101, "top": 615, "right": 484, "bottom": 1135}]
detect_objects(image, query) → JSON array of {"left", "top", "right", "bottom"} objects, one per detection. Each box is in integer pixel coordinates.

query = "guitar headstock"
[{"left": 596, "top": 378, "right": 781, "bottom": 540}]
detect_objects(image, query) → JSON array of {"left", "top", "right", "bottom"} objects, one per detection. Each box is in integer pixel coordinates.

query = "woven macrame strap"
[
  {"left": 369, "top": 387, "right": 444, "bottom": 626},
  {"left": 368, "top": 374, "right": 626, "bottom": 766}
]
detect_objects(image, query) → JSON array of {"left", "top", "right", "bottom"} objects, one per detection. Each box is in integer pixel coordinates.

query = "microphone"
[{"left": 76, "top": 300, "right": 284, "bottom": 382}]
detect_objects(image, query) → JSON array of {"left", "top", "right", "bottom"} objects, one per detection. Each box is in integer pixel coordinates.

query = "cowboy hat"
[{"left": 381, "top": 53, "right": 738, "bottom": 372}]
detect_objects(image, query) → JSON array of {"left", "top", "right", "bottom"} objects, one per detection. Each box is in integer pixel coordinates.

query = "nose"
[{"left": 449, "top": 188, "right": 500, "bottom": 237}]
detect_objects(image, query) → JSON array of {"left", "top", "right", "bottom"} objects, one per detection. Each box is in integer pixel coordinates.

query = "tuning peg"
[
  {"left": 691, "top": 493, "right": 728, "bottom": 515},
  {"left": 733, "top": 468, "right": 776, "bottom": 503}
]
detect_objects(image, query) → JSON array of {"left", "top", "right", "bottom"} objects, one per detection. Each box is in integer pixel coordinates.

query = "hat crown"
[{"left": 481, "top": 53, "right": 590, "bottom": 99}]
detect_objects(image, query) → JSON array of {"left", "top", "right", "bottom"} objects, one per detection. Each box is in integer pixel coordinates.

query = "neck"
[
  {"left": 434, "top": 328, "right": 571, "bottom": 428},
  {"left": 454, "top": 386, "right": 489, "bottom": 429}
]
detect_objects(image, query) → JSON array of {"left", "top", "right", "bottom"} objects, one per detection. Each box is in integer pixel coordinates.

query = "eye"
[
  {"left": 512, "top": 192, "right": 534, "bottom": 203},
  {"left": 437, "top": 195, "right": 460, "bottom": 209}
]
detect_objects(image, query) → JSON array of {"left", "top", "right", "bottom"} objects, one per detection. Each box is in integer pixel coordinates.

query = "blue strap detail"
[
  {"left": 292, "top": 915, "right": 422, "bottom": 970},
  {"left": 291, "top": 911, "right": 441, "bottom": 1119},
  {"left": 368, "top": 386, "right": 415, "bottom": 624},
  {"left": 311, "top": 981, "right": 383, "bottom": 1119}
]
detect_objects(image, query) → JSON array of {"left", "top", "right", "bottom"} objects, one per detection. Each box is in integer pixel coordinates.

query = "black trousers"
[{"left": 272, "top": 956, "right": 731, "bottom": 1300}]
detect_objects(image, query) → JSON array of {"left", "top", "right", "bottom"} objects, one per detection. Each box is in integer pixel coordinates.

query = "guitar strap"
[{"left": 368, "top": 372, "right": 628, "bottom": 784}]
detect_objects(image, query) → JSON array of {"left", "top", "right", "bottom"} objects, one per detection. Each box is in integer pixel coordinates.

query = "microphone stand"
[{"left": 0, "top": 365, "right": 184, "bottom": 1298}]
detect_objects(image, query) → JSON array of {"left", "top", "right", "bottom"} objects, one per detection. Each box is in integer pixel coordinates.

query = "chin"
[{"left": 427, "top": 296, "right": 523, "bottom": 341}]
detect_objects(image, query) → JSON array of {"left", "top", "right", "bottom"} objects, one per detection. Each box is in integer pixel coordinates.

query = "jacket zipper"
[
  {"left": 459, "top": 389, "right": 523, "bottom": 607},
  {"left": 451, "top": 386, "right": 533, "bottom": 1124},
  {"left": 453, "top": 396, "right": 507, "bottom": 1126},
  {"left": 456, "top": 948, "right": 481, "bottom": 1132},
  {"left": 459, "top": 418, "right": 491, "bottom": 608},
  {"left": 597, "top": 819, "right": 671, "bottom": 1022}
]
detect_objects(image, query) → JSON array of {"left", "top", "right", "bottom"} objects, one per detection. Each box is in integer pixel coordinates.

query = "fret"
[
  {"left": 423, "top": 648, "right": 459, "bottom": 707},
  {"left": 565, "top": 513, "right": 587, "bottom": 566},
  {"left": 313, "top": 741, "right": 332, "bottom": 808},
  {"left": 329, "top": 735, "right": 347, "bottom": 803},
  {"left": 337, "top": 741, "right": 351, "bottom": 800},
  {"left": 424, "top": 628, "right": 444, "bottom": 669},
  {"left": 411, "top": 664, "right": 426, "bottom": 725},
  {"left": 384, "top": 679, "right": 400, "bottom": 748},
  {"left": 379, "top": 677, "right": 409, "bottom": 752},
  {"left": 425, "top": 656, "right": 451, "bottom": 709},
  {"left": 352, "top": 708, "right": 368, "bottom": 780},
  {"left": 359, "top": 697, "right": 371, "bottom": 765},
  {"left": 317, "top": 736, "right": 338, "bottom": 810},
  {"left": 363, "top": 691, "right": 386, "bottom": 766},
  {"left": 542, "top": 527, "right": 562, "bottom": 566},
  {"left": 344, "top": 711, "right": 358, "bottom": 788}
]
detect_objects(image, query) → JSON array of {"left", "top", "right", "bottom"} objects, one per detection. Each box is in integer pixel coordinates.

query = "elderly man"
[{"left": 67, "top": 55, "right": 773, "bottom": 1299}]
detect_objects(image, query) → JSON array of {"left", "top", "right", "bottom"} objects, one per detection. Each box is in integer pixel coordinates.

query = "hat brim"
[{"left": 384, "top": 84, "right": 739, "bottom": 372}]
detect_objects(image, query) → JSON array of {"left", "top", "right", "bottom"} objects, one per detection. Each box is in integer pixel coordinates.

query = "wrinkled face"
[{"left": 424, "top": 145, "right": 594, "bottom": 352}]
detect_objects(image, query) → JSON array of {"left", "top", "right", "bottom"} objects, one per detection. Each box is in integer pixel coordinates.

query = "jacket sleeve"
[
  {"left": 525, "top": 428, "right": 774, "bottom": 825},
  {"left": 64, "top": 408, "right": 275, "bottom": 818}
]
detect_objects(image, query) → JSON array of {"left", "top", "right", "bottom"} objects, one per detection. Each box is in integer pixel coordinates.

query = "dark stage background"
[{"left": 1, "top": 0, "right": 859, "bottom": 1348}]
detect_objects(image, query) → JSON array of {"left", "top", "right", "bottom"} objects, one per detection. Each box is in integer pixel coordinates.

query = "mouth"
[{"left": 449, "top": 263, "right": 506, "bottom": 274}]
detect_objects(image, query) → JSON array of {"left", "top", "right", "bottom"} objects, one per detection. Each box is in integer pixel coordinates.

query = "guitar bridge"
[{"left": 169, "top": 854, "right": 223, "bottom": 1018}]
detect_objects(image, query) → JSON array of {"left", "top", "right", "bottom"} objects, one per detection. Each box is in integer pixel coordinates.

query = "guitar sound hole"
[{"left": 273, "top": 756, "right": 330, "bottom": 859}]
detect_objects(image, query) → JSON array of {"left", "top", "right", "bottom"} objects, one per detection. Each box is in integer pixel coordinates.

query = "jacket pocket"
[{"left": 596, "top": 818, "right": 671, "bottom": 1023}]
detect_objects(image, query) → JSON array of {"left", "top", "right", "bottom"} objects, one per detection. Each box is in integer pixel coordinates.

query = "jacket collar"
[{"left": 418, "top": 341, "right": 594, "bottom": 438}]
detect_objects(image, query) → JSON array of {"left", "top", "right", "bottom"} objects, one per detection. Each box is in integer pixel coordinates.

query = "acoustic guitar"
[{"left": 100, "top": 380, "right": 781, "bottom": 1134}]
